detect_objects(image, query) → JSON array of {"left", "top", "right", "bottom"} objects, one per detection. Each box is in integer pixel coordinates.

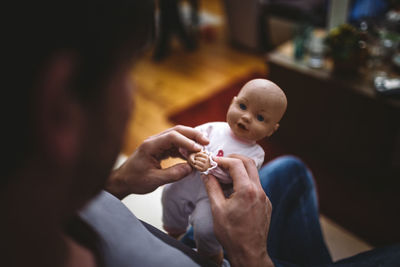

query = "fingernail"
[
  {"left": 194, "top": 143, "right": 202, "bottom": 150},
  {"left": 202, "top": 134, "right": 209, "bottom": 142}
]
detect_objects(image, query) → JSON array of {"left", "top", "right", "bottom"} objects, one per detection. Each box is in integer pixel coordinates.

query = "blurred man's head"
[
  {"left": 2, "top": 0, "right": 154, "bottom": 223},
  {"left": 2, "top": 1, "right": 154, "bottom": 265}
]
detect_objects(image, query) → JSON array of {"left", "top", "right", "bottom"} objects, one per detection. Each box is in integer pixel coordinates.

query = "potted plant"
[{"left": 325, "top": 24, "right": 365, "bottom": 74}]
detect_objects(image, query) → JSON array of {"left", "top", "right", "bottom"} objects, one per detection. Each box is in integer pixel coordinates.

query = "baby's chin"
[
  {"left": 238, "top": 132, "right": 268, "bottom": 142},
  {"left": 231, "top": 129, "right": 255, "bottom": 142}
]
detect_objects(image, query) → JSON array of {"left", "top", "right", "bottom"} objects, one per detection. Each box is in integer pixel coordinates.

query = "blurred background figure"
[{"left": 153, "top": 0, "right": 199, "bottom": 61}]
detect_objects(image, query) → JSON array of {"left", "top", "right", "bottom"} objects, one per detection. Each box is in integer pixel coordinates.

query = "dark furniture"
[
  {"left": 266, "top": 41, "right": 400, "bottom": 246},
  {"left": 223, "top": 0, "right": 326, "bottom": 51},
  {"left": 259, "top": 0, "right": 327, "bottom": 51},
  {"left": 268, "top": 41, "right": 400, "bottom": 169}
]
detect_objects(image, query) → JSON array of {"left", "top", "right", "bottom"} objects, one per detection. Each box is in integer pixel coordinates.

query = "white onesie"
[{"left": 162, "top": 122, "right": 265, "bottom": 254}]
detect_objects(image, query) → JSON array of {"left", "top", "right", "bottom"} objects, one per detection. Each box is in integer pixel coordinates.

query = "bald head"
[{"left": 238, "top": 79, "right": 287, "bottom": 122}]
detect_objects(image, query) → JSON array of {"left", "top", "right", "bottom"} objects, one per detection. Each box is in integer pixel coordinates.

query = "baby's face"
[{"left": 227, "top": 80, "right": 286, "bottom": 142}]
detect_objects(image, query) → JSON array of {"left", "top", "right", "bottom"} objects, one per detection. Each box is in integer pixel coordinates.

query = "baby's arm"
[{"left": 188, "top": 151, "right": 212, "bottom": 172}]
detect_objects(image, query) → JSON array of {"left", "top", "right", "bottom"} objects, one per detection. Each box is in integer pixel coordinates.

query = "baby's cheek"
[
  {"left": 231, "top": 108, "right": 241, "bottom": 118},
  {"left": 254, "top": 125, "right": 266, "bottom": 139}
]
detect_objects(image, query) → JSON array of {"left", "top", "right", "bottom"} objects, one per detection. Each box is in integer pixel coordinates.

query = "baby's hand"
[{"left": 188, "top": 151, "right": 211, "bottom": 172}]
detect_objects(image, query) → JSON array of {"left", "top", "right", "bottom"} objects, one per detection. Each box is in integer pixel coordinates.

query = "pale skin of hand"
[
  {"left": 188, "top": 151, "right": 212, "bottom": 172},
  {"left": 202, "top": 154, "right": 274, "bottom": 267},
  {"left": 106, "top": 125, "right": 209, "bottom": 199}
]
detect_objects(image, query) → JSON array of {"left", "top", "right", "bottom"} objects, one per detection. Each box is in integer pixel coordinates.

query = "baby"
[{"left": 162, "top": 79, "right": 287, "bottom": 265}]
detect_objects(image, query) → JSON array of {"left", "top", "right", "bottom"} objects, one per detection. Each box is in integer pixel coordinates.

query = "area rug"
[
  {"left": 169, "top": 72, "right": 259, "bottom": 127},
  {"left": 168, "top": 71, "right": 400, "bottom": 247}
]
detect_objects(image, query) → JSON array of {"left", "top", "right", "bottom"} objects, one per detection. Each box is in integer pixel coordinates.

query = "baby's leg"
[
  {"left": 191, "top": 197, "right": 224, "bottom": 265},
  {"left": 161, "top": 172, "right": 199, "bottom": 238}
]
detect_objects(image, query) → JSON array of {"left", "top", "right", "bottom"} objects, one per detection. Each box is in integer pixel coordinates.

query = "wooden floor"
[{"left": 122, "top": 0, "right": 266, "bottom": 154}]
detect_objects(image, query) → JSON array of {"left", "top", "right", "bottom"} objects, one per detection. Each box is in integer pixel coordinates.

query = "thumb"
[
  {"left": 158, "top": 163, "right": 193, "bottom": 183},
  {"left": 202, "top": 174, "right": 225, "bottom": 208}
]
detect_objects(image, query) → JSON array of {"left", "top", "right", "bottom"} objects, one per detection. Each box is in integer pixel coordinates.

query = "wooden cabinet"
[
  {"left": 266, "top": 41, "right": 400, "bottom": 245},
  {"left": 267, "top": 42, "right": 400, "bottom": 169}
]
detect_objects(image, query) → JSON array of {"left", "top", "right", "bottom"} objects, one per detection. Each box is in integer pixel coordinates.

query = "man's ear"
[{"left": 35, "top": 53, "right": 85, "bottom": 167}]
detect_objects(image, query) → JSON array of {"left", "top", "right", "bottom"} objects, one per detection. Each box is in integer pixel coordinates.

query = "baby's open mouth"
[{"left": 237, "top": 122, "right": 248, "bottom": 131}]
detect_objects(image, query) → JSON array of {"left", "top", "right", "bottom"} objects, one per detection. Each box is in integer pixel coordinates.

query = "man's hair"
[{"left": 2, "top": 0, "right": 154, "bottom": 182}]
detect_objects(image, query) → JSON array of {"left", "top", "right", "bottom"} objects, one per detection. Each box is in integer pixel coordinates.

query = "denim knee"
[
  {"left": 259, "top": 156, "right": 315, "bottom": 196},
  {"left": 279, "top": 156, "right": 313, "bottom": 188}
]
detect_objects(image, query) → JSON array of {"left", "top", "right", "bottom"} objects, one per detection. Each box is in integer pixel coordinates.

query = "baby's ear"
[
  {"left": 266, "top": 123, "right": 280, "bottom": 138},
  {"left": 273, "top": 123, "right": 280, "bottom": 133}
]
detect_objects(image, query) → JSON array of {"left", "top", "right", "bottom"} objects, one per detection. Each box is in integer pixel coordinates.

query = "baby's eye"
[
  {"left": 257, "top": 115, "right": 264, "bottom": 122},
  {"left": 239, "top": 103, "right": 247, "bottom": 110}
]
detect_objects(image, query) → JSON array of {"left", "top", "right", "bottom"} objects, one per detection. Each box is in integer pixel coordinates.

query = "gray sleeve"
[{"left": 79, "top": 191, "right": 202, "bottom": 267}]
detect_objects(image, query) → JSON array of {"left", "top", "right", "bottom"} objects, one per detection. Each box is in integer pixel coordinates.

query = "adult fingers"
[
  {"left": 153, "top": 125, "right": 209, "bottom": 146},
  {"left": 145, "top": 130, "right": 203, "bottom": 157},
  {"left": 212, "top": 157, "right": 250, "bottom": 190},
  {"left": 202, "top": 174, "right": 225, "bottom": 210},
  {"left": 228, "top": 154, "right": 261, "bottom": 186},
  {"left": 154, "top": 163, "right": 193, "bottom": 184}
]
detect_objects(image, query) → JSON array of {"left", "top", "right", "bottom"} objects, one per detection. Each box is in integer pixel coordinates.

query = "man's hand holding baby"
[
  {"left": 202, "top": 154, "right": 274, "bottom": 267},
  {"left": 107, "top": 125, "right": 209, "bottom": 199}
]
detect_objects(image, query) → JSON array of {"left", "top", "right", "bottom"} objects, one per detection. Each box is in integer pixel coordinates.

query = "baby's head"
[{"left": 227, "top": 79, "right": 287, "bottom": 142}]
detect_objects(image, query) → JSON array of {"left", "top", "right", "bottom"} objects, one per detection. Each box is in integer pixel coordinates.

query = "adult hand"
[
  {"left": 202, "top": 154, "right": 274, "bottom": 267},
  {"left": 106, "top": 125, "right": 209, "bottom": 199}
]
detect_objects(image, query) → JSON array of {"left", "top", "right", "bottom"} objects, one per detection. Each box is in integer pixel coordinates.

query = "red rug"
[
  {"left": 169, "top": 73, "right": 257, "bottom": 127},
  {"left": 168, "top": 71, "right": 400, "bottom": 247}
]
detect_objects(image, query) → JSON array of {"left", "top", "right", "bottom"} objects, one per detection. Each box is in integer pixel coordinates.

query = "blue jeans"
[
  {"left": 260, "top": 156, "right": 331, "bottom": 266},
  {"left": 182, "top": 156, "right": 400, "bottom": 266}
]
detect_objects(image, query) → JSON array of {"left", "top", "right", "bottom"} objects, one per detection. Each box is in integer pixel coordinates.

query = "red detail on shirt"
[{"left": 217, "top": 150, "right": 224, "bottom": 157}]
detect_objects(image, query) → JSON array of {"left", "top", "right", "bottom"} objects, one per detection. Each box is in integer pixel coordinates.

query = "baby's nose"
[{"left": 241, "top": 113, "right": 251, "bottom": 122}]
